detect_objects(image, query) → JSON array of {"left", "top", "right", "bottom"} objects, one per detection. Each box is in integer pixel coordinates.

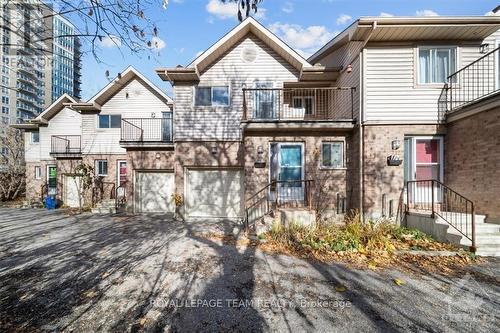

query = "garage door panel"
[
  {"left": 186, "top": 169, "right": 243, "bottom": 218},
  {"left": 136, "top": 172, "right": 174, "bottom": 213}
]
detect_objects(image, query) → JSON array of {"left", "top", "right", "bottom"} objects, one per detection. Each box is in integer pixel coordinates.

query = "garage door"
[
  {"left": 186, "top": 169, "right": 243, "bottom": 218},
  {"left": 136, "top": 172, "right": 175, "bottom": 213},
  {"left": 64, "top": 175, "right": 81, "bottom": 208}
]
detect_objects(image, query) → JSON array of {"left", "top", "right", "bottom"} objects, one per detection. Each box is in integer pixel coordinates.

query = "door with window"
[
  {"left": 269, "top": 143, "right": 304, "bottom": 203},
  {"left": 291, "top": 96, "right": 314, "bottom": 118},
  {"left": 47, "top": 166, "right": 57, "bottom": 195},
  {"left": 404, "top": 137, "right": 443, "bottom": 203},
  {"left": 253, "top": 82, "right": 275, "bottom": 119},
  {"left": 117, "top": 161, "right": 127, "bottom": 198},
  {"left": 161, "top": 112, "right": 173, "bottom": 142}
]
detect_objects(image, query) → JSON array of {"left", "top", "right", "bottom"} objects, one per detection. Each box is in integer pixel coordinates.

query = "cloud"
[
  {"left": 282, "top": 2, "right": 294, "bottom": 14},
  {"left": 336, "top": 14, "right": 352, "bottom": 25},
  {"left": 206, "top": 0, "right": 237, "bottom": 19},
  {"left": 379, "top": 12, "right": 394, "bottom": 17},
  {"left": 269, "top": 22, "right": 339, "bottom": 57},
  {"left": 416, "top": 9, "right": 439, "bottom": 17},
  {"left": 149, "top": 36, "right": 166, "bottom": 51},
  {"left": 100, "top": 35, "right": 121, "bottom": 48}
]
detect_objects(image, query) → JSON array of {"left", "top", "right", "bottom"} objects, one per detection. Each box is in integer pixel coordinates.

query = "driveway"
[{"left": 0, "top": 208, "right": 498, "bottom": 332}]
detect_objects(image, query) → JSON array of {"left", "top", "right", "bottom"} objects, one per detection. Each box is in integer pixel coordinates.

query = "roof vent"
[{"left": 241, "top": 45, "right": 258, "bottom": 63}]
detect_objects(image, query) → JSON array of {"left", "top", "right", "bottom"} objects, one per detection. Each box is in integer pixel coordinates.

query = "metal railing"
[
  {"left": 92, "top": 180, "right": 116, "bottom": 207},
  {"left": 50, "top": 135, "right": 81, "bottom": 154},
  {"left": 443, "top": 46, "right": 500, "bottom": 113},
  {"left": 120, "top": 115, "right": 173, "bottom": 142},
  {"left": 406, "top": 180, "right": 476, "bottom": 251},
  {"left": 242, "top": 87, "right": 355, "bottom": 121},
  {"left": 115, "top": 181, "right": 127, "bottom": 212},
  {"left": 245, "top": 179, "right": 314, "bottom": 231}
]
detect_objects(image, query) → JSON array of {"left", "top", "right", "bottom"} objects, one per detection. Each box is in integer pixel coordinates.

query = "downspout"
[{"left": 358, "top": 21, "right": 376, "bottom": 222}]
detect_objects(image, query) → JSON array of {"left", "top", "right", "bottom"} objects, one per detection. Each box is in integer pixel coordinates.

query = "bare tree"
[
  {"left": 0, "top": 128, "right": 25, "bottom": 201},
  {"left": 222, "top": 0, "right": 263, "bottom": 21}
]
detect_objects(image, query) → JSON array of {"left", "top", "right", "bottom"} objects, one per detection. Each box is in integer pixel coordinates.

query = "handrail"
[
  {"left": 115, "top": 181, "right": 127, "bottom": 211},
  {"left": 448, "top": 46, "right": 500, "bottom": 77},
  {"left": 406, "top": 179, "right": 476, "bottom": 252},
  {"left": 245, "top": 179, "right": 314, "bottom": 231}
]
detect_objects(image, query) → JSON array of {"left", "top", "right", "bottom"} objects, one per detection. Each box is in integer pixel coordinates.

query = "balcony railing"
[
  {"left": 242, "top": 87, "right": 355, "bottom": 121},
  {"left": 121, "top": 115, "right": 173, "bottom": 143},
  {"left": 442, "top": 46, "right": 500, "bottom": 113},
  {"left": 50, "top": 135, "right": 81, "bottom": 155}
]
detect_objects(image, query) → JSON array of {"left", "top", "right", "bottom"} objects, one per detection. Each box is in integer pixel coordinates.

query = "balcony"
[
  {"left": 242, "top": 87, "right": 356, "bottom": 131},
  {"left": 50, "top": 135, "right": 81, "bottom": 157},
  {"left": 120, "top": 115, "right": 173, "bottom": 148},
  {"left": 440, "top": 46, "right": 500, "bottom": 117}
]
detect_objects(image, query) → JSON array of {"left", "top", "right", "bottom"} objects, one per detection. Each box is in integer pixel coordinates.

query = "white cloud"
[
  {"left": 195, "top": 50, "right": 204, "bottom": 58},
  {"left": 149, "top": 36, "right": 166, "bottom": 50},
  {"left": 253, "top": 7, "right": 267, "bottom": 20},
  {"left": 206, "top": 0, "right": 237, "bottom": 20},
  {"left": 100, "top": 35, "right": 121, "bottom": 48},
  {"left": 416, "top": 9, "right": 439, "bottom": 17},
  {"left": 336, "top": 14, "right": 352, "bottom": 25},
  {"left": 269, "top": 22, "right": 339, "bottom": 57},
  {"left": 379, "top": 12, "right": 394, "bottom": 17},
  {"left": 282, "top": 2, "right": 294, "bottom": 14}
]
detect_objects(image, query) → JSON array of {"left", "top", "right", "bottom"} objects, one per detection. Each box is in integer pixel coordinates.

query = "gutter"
[{"left": 358, "top": 21, "right": 376, "bottom": 222}]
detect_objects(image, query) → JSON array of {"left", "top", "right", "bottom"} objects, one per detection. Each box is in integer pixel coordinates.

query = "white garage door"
[
  {"left": 64, "top": 175, "right": 81, "bottom": 208},
  {"left": 136, "top": 172, "right": 175, "bottom": 213},
  {"left": 186, "top": 169, "right": 243, "bottom": 218}
]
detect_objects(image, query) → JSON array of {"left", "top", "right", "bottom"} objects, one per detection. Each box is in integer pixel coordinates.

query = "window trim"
[
  {"left": 95, "top": 159, "right": 108, "bottom": 176},
  {"left": 97, "top": 114, "right": 121, "bottom": 129},
  {"left": 30, "top": 131, "right": 40, "bottom": 144},
  {"left": 320, "top": 141, "right": 346, "bottom": 169},
  {"left": 193, "top": 85, "right": 230, "bottom": 107},
  {"left": 34, "top": 166, "right": 41, "bottom": 180},
  {"left": 415, "top": 45, "right": 459, "bottom": 88}
]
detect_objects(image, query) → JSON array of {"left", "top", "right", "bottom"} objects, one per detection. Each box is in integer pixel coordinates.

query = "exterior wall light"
[
  {"left": 155, "top": 152, "right": 161, "bottom": 159},
  {"left": 346, "top": 64, "right": 353, "bottom": 73},
  {"left": 391, "top": 138, "right": 401, "bottom": 150},
  {"left": 211, "top": 145, "right": 218, "bottom": 155},
  {"left": 254, "top": 145, "right": 265, "bottom": 168}
]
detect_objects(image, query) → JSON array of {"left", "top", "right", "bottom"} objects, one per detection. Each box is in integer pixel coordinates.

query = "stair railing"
[
  {"left": 406, "top": 179, "right": 476, "bottom": 251},
  {"left": 115, "top": 181, "right": 127, "bottom": 212},
  {"left": 244, "top": 179, "right": 314, "bottom": 231}
]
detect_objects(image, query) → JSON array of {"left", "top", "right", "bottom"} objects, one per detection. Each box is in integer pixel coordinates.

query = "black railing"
[
  {"left": 50, "top": 135, "right": 81, "bottom": 154},
  {"left": 115, "top": 181, "right": 127, "bottom": 212},
  {"left": 121, "top": 115, "right": 173, "bottom": 142},
  {"left": 242, "top": 87, "right": 355, "bottom": 121},
  {"left": 245, "top": 180, "right": 314, "bottom": 231},
  {"left": 406, "top": 180, "right": 476, "bottom": 251},
  {"left": 444, "top": 46, "right": 500, "bottom": 113}
]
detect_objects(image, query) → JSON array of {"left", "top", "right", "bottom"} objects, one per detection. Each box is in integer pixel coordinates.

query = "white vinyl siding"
[
  {"left": 82, "top": 78, "right": 171, "bottom": 154},
  {"left": 364, "top": 43, "right": 488, "bottom": 123},
  {"left": 38, "top": 107, "right": 81, "bottom": 160},
  {"left": 174, "top": 33, "right": 299, "bottom": 141}
]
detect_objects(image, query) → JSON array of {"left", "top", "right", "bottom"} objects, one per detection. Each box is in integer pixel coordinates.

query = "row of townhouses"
[{"left": 13, "top": 16, "right": 500, "bottom": 254}]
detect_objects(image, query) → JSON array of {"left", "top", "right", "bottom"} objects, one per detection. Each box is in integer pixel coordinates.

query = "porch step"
[{"left": 92, "top": 199, "right": 116, "bottom": 214}]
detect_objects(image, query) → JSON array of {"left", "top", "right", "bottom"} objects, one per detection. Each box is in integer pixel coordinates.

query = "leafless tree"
[{"left": 0, "top": 127, "right": 25, "bottom": 201}]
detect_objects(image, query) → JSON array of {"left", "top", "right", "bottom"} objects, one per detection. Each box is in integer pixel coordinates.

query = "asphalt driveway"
[{"left": 0, "top": 208, "right": 498, "bottom": 332}]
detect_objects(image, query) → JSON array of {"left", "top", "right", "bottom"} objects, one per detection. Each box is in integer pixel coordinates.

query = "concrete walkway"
[{"left": 0, "top": 208, "right": 498, "bottom": 332}]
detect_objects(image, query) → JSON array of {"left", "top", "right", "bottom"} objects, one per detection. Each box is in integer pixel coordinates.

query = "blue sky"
[{"left": 80, "top": 0, "right": 499, "bottom": 99}]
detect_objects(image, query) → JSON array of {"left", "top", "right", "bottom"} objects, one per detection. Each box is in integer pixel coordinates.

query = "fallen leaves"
[
  {"left": 335, "top": 285, "right": 347, "bottom": 292},
  {"left": 393, "top": 278, "right": 406, "bottom": 286}
]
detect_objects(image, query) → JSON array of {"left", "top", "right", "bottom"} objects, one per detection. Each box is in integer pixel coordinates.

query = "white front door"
[
  {"left": 117, "top": 161, "right": 127, "bottom": 198},
  {"left": 186, "top": 169, "right": 243, "bottom": 218},
  {"left": 64, "top": 175, "right": 81, "bottom": 208},
  {"left": 405, "top": 136, "right": 444, "bottom": 203},
  {"left": 136, "top": 171, "right": 175, "bottom": 213}
]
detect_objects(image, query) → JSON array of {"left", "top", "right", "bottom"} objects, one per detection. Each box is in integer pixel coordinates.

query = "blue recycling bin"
[{"left": 46, "top": 195, "right": 56, "bottom": 210}]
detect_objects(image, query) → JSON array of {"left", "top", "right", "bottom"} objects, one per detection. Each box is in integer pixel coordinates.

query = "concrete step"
[
  {"left": 91, "top": 207, "right": 116, "bottom": 214},
  {"left": 475, "top": 245, "right": 500, "bottom": 257}
]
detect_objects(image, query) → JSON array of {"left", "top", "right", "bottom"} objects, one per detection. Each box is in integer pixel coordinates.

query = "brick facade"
[
  {"left": 362, "top": 124, "right": 446, "bottom": 218},
  {"left": 445, "top": 106, "right": 500, "bottom": 222}
]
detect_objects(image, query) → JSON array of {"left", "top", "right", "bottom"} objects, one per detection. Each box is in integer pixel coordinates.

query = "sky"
[{"left": 80, "top": 0, "right": 500, "bottom": 100}]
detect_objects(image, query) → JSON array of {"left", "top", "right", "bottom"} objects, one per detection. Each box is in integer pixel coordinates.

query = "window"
[
  {"left": 418, "top": 47, "right": 457, "bottom": 84},
  {"left": 98, "top": 114, "right": 121, "bottom": 128},
  {"left": 321, "top": 142, "right": 344, "bottom": 168},
  {"left": 194, "top": 86, "right": 229, "bottom": 106},
  {"left": 31, "top": 131, "right": 39, "bottom": 143},
  {"left": 292, "top": 96, "right": 314, "bottom": 115},
  {"left": 34, "top": 166, "right": 41, "bottom": 180},
  {"left": 96, "top": 160, "right": 108, "bottom": 176}
]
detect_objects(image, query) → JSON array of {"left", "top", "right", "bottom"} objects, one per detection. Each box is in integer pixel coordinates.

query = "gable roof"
[
  {"left": 36, "top": 93, "right": 77, "bottom": 122},
  {"left": 309, "top": 16, "right": 500, "bottom": 64},
  {"left": 157, "top": 17, "right": 312, "bottom": 82},
  {"left": 72, "top": 66, "right": 173, "bottom": 111}
]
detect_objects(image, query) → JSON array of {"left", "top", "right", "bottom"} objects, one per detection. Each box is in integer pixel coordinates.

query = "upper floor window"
[
  {"left": 194, "top": 86, "right": 229, "bottom": 106},
  {"left": 98, "top": 114, "right": 121, "bottom": 128},
  {"left": 418, "top": 47, "right": 457, "bottom": 84},
  {"left": 31, "top": 131, "right": 39, "bottom": 143},
  {"left": 95, "top": 160, "right": 108, "bottom": 176},
  {"left": 34, "top": 166, "right": 41, "bottom": 180}
]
